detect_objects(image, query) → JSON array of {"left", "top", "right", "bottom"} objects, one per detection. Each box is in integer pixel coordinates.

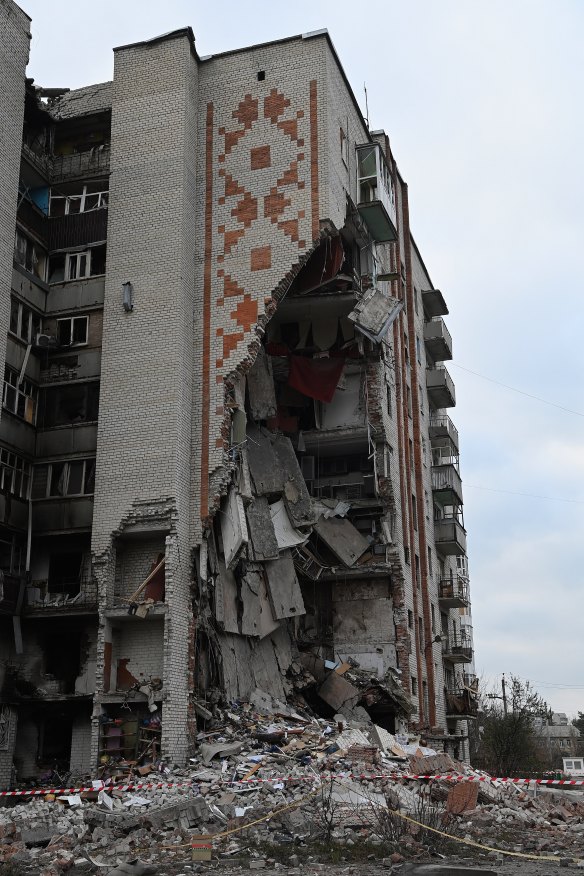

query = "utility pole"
[{"left": 487, "top": 674, "right": 509, "bottom": 716}]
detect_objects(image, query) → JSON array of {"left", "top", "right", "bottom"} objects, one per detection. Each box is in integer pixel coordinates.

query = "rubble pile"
[{"left": 3, "top": 693, "right": 584, "bottom": 872}]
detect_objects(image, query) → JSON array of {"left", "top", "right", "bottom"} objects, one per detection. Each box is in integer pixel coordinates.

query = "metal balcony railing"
[
  {"left": 442, "top": 630, "right": 473, "bottom": 662},
  {"left": 438, "top": 575, "right": 469, "bottom": 606},
  {"left": 429, "top": 413, "right": 459, "bottom": 449}
]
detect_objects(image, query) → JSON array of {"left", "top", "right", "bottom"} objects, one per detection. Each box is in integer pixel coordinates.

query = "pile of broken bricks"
[{"left": 4, "top": 692, "right": 584, "bottom": 873}]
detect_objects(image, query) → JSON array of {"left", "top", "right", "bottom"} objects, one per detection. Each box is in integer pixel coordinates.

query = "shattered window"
[
  {"left": 48, "top": 244, "right": 106, "bottom": 284},
  {"left": 35, "top": 458, "right": 96, "bottom": 498},
  {"left": 0, "top": 447, "right": 31, "bottom": 499},
  {"left": 57, "top": 315, "right": 89, "bottom": 347},
  {"left": 40, "top": 382, "right": 100, "bottom": 427},
  {"left": 2, "top": 367, "right": 37, "bottom": 424}
]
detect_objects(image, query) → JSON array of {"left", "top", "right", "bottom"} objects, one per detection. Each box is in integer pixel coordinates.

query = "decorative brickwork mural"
[{"left": 201, "top": 80, "right": 319, "bottom": 520}]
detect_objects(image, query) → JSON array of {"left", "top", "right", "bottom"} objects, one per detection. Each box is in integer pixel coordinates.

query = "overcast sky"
[{"left": 21, "top": 0, "right": 584, "bottom": 714}]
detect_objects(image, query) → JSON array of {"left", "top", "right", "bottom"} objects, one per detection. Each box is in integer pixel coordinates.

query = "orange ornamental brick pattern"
[{"left": 200, "top": 80, "right": 318, "bottom": 521}]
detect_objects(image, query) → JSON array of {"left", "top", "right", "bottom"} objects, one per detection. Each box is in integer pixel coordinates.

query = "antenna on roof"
[{"left": 364, "top": 83, "right": 369, "bottom": 130}]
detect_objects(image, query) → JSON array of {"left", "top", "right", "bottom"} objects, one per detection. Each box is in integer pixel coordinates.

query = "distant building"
[{"left": 0, "top": 0, "right": 476, "bottom": 784}]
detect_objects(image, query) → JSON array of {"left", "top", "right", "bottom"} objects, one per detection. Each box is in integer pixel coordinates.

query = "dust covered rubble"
[{"left": 2, "top": 694, "right": 584, "bottom": 872}]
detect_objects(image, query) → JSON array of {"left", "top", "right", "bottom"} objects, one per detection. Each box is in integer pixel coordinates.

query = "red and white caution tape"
[{"left": 1, "top": 771, "right": 583, "bottom": 798}]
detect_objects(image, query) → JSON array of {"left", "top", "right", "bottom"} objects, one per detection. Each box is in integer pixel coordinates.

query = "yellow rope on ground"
[
  {"left": 160, "top": 785, "right": 321, "bottom": 850},
  {"left": 334, "top": 778, "right": 583, "bottom": 865},
  {"left": 144, "top": 775, "right": 584, "bottom": 864}
]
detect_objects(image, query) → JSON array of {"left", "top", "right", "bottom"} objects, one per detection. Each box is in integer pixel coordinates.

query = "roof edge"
[{"left": 114, "top": 26, "right": 197, "bottom": 58}]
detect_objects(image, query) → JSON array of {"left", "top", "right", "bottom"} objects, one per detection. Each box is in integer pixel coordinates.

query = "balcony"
[
  {"left": 438, "top": 575, "right": 469, "bottom": 608},
  {"left": 421, "top": 288, "right": 448, "bottom": 318},
  {"left": 426, "top": 365, "right": 456, "bottom": 409},
  {"left": 432, "top": 464, "right": 463, "bottom": 505},
  {"left": 442, "top": 631, "right": 473, "bottom": 664},
  {"left": 424, "top": 318, "right": 452, "bottom": 362},
  {"left": 429, "top": 414, "right": 459, "bottom": 450},
  {"left": 51, "top": 146, "right": 111, "bottom": 183},
  {"left": 446, "top": 687, "right": 478, "bottom": 719},
  {"left": 434, "top": 517, "right": 467, "bottom": 556},
  {"left": 356, "top": 143, "right": 397, "bottom": 242},
  {"left": 48, "top": 208, "right": 108, "bottom": 251}
]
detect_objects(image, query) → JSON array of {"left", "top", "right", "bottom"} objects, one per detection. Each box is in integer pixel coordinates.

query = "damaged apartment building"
[{"left": 0, "top": 0, "right": 477, "bottom": 785}]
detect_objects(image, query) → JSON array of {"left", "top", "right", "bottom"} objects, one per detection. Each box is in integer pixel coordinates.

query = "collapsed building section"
[{"left": 0, "top": 3, "right": 476, "bottom": 786}]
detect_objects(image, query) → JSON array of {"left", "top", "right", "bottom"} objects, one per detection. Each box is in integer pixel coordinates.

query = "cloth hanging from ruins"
[{"left": 287, "top": 355, "right": 345, "bottom": 403}]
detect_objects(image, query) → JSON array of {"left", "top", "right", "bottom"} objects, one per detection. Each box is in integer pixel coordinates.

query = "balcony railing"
[
  {"left": 438, "top": 575, "right": 469, "bottom": 608},
  {"left": 51, "top": 146, "right": 111, "bottom": 183},
  {"left": 429, "top": 413, "right": 459, "bottom": 450},
  {"left": 424, "top": 317, "right": 453, "bottom": 362},
  {"left": 432, "top": 464, "right": 463, "bottom": 504},
  {"left": 442, "top": 631, "right": 473, "bottom": 663},
  {"left": 446, "top": 688, "right": 478, "bottom": 718},
  {"left": 426, "top": 364, "right": 456, "bottom": 409}
]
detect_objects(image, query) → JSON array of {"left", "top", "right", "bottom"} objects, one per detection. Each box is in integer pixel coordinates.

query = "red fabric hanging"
[{"left": 288, "top": 355, "right": 345, "bottom": 403}]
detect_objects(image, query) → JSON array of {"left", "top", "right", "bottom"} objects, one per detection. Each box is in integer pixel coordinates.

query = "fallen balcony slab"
[{"left": 313, "top": 515, "right": 370, "bottom": 566}]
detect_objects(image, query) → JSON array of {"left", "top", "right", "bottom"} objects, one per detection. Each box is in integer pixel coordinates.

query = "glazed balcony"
[
  {"left": 434, "top": 517, "right": 467, "bottom": 556},
  {"left": 424, "top": 318, "right": 452, "bottom": 362},
  {"left": 432, "top": 463, "right": 463, "bottom": 505},
  {"left": 356, "top": 142, "right": 397, "bottom": 242},
  {"left": 438, "top": 575, "right": 470, "bottom": 609},
  {"left": 427, "top": 365, "right": 456, "bottom": 409}
]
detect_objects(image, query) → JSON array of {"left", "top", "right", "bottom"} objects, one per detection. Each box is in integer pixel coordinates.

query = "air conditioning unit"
[{"left": 34, "top": 333, "right": 58, "bottom": 349}]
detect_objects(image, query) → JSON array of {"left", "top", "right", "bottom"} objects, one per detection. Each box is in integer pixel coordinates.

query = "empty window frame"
[
  {"left": 2, "top": 367, "right": 37, "bottom": 424},
  {"left": 0, "top": 447, "right": 31, "bottom": 499},
  {"left": 14, "top": 229, "right": 46, "bottom": 280},
  {"left": 48, "top": 244, "right": 106, "bottom": 284},
  {"left": 9, "top": 296, "right": 42, "bottom": 343},
  {"left": 39, "top": 382, "right": 100, "bottom": 427},
  {"left": 57, "top": 315, "right": 89, "bottom": 347},
  {"left": 49, "top": 181, "right": 109, "bottom": 217},
  {"left": 47, "top": 551, "right": 84, "bottom": 596},
  {"left": 32, "top": 458, "right": 96, "bottom": 499}
]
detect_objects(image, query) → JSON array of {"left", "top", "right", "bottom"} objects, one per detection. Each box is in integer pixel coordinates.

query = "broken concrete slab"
[
  {"left": 313, "top": 515, "right": 369, "bottom": 566},
  {"left": 246, "top": 427, "right": 284, "bottom": 495},
  {"left": 264, "top": 549, "right": 305, "bottom": 620},
  {"left": 200, "top": 741, "right": 244, "bottom": 764},
  {"left": 220, "top": 487, "right": 248, "bottom": 568},
  {"left": 272, "top": 435, "right": 314, "bottom": 528},
  {"left": 247, "top": 346, "right": 277, "bottom": 420},
  {"left": 214, "top": 559, "right": 239, "bottom": 634},
  {"left": 246, "top": 496, "right": 279, "bottom": 561},
  {"left": 318, "top": 671, "right": 360, "bottom": 712},
  {"left": 348, "top": 287, "right": 403, "bottom": 343}
]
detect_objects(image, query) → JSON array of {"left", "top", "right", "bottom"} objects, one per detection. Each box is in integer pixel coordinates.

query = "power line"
[
  {"left": 465, "top": 484, "right": 584, "bottom": 505},
  {"left": 452, "top": 363, "right": 584, "bottom": 419}
]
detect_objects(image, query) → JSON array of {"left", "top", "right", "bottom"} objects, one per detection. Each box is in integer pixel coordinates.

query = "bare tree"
[{"left": 475, "top": 675, "right": 550, "bottom": 776}]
